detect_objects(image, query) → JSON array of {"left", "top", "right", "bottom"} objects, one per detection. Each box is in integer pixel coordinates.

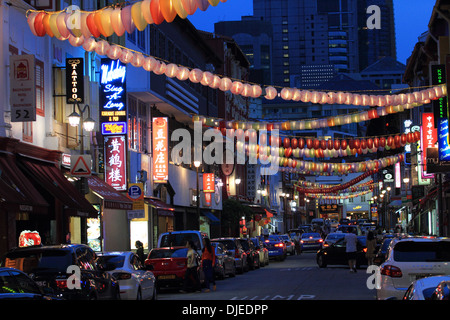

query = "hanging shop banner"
[
  {"left": 203, "top": 173, "right": 215, "bottom": 193},
  {"left": 431, "top": 64, "right": 448, "bottom": 126},
  {"left": 152, "top": 117, "right": 168, "bottom": 183},
  {"left": 105, "top": 135, "right": 127, "bottom": 191},
  {"left": 421, "top": 113, "right": 437, "bottom": 176},
  {"left": 9, "top": 54, "right": 36, "bottom": 122},
  {"left": 100, "top": 58, "right": 127, "bottom": 135},
  {"left": 426, "top": 147, "right": 450, "bottom": 173},
  {"left": 66, "top": 58, "right": 84, "bottom": 104},
  {"left": 438, "top": 118, "right": 450, "bottom": 161}
]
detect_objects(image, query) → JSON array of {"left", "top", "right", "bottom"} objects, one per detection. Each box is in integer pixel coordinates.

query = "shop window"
[{"left": 36, "top": 59, "right": 45, "bottom": 116}]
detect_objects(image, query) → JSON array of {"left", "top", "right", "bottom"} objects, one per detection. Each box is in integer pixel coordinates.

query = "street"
[{"left": 158, "top": 252, "right": 376, "bottom": 301}]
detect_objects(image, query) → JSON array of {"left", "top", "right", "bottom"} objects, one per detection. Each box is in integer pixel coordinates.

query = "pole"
[{"left": 196, "top": 166, "right": 200, "bottom": 230}]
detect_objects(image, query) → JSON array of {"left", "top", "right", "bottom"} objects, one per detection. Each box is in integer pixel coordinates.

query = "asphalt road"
[{"left": 158, "top": 251, "right": 377, "bottom": 301}]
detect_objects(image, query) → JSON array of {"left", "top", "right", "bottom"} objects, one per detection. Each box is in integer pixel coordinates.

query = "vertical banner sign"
[
  {"left": 152, "top": 117, "right": 168, "bottom": 183},
  {"left": 105, "top": 135, "right": 127, "bottom": 191},
  {"left": 395, "top": 162, "right": 401, "bottom": 189},
  {"left": 203, "top": 173, "right": 215, "bottom": 193},
  {"left": 100, "top": 58, "right": 127, "bottom": 135},
  {"left": 431, "top": 64, "right": 448, "bottom": 127},
  {"left": 421, "top": 113, "right": 437, "bottom": 177},
  {"left": 438, "top": 118, "right": 450, "bottom": 160},
  {"left": 10, "top": 54, "right": 36, "bottom": 122},
  {"left": 66, "top": 58, "right": 84, "bottom": 104}
]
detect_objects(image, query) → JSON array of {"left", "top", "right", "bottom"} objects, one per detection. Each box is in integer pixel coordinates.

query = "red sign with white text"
[
  {"left": 152, "top": 117, "right": 169, "bottom": 183},
  {"left": 203, "top": 173, "right": 215, "bottom": 193},
  {"left": 422, "top": 113, "right": 437, "bottom": 174},
  {"left": 105, "top": 135, "right": 127, "bottom": 191}
]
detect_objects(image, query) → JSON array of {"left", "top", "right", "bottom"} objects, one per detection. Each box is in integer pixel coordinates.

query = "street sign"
[
  {"left": 70, "top": 155, "right": 92, "bottom": 176},
  {"left": 10, "top": 54, "right": 36, "bottom": 122},
  {"left": 127, "top": 183, "right": 144, "bottom": 211}
]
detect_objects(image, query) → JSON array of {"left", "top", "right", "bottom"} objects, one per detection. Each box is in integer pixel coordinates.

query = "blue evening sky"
[{"left": 188, "top": 0, "right": 435, "bottom": 65}]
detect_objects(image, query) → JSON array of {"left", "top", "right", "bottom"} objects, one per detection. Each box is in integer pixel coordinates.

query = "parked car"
[
  {"left": 263, "top": 235, "right": 287, "bottom": 261},
  {"left": 0, "top": 267, "right": 62, "bottom": 300},
  {"left": 432, "top": 280, "right": 450, "bottom": 300},
  {"left": 211, "top": 238, "right": 248, "bottom": 273},
  {"left": 376, "top": 237, "right": 450, "bottom": 300},
  {"left": 97, "top": 251, "right": 156, "bottom": 300},
  {"left": 337, "top": 225, "right": 362, "bottom": 235},
  {"left": 144, "top": 247, "right": 192, "bottom": 291},
  {"left": 403, "top": 276, "right": 450, "bottom": 300},
  {"left": 250, "top": 237, "right": 269, "bottom": 267},
  {"left": 211, "top": 242, "right": 236, "bottom": 279},
  {"left": 297, "top": 225, "right": 313, "bottom": 234},
  {"left": 238, "top": 238, "right": 259, "bottom": 270},
  {"left": 323, "top": 233, "right": 346, "bottom": 247},
  {"left": 1, "top": 244, "right": 120, "bottom": 300},
  {"left": 279, "top": 234, "right": 295, "bottom": 255},
  {"left": 339, "top": 219, "right": 350, "bottom": 225},
  {"left": 316, "top": 237, "right": 367, "bottom": 268},
  {"left": 300, "top": 233, "right": 323, "bottom": 251},
  {"left": 158, "top": 230, "right": 208, "bottom": 255}
]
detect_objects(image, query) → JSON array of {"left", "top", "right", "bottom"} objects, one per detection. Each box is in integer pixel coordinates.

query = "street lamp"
[
  {"left": 68, "top": 104, "right": 95, "bottom": 153},
  {"left": 194, "top": 160, "right": 201, "bottom": 229}
]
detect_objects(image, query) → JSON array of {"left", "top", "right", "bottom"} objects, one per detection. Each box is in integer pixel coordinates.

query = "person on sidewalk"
[
  {"left": 181, "top": 240, "right": 201, "bottom": 293},
  {"left": 344, "top": 231, "right": 358, "bottom": 273},
  {"left": 201, "top": 238, "right": 216, "bottom": 292}
]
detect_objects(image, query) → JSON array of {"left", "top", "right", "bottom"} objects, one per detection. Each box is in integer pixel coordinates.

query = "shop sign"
[
  {"left": 426, "top": 147, "right": 450, "bottom": 173},
  {"left": 203, "top": 173, "right": 215, "bottom": 193},
  {"left": 152, "top": 117, "right": 168, "bottom": 183},
  {"left": 438, "top": 118, "right": 450, "bottom": 161},
  {"left": 421, "top": 114, "right": 437, "bottom": 176},
  {"left": 105, "top": 135, "right": 127, "bottom": 191},
  {"left": 19, "top": 230, "right": 41, "bottom": 247},
  {"left": 66, "top": 58, "right": 84, "bottom": 104},
  {"left": 128, "top": 183, "right": 144, "bottom": 211},
  {"left": 10, "top": 54, "right": 36, "bottom": 122},
  {"left": 431, "top": 64, "right": 448, "bottom": 125},
  {"left": 395, "top": 162, "right": 401, "bottom": 189},
  {"left": 100, "top": 58, "right": 127, "bottom": 135}
]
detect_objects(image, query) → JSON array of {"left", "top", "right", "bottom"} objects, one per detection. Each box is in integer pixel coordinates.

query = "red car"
[{"left": 145, "top": 247, "right": 194, "bottom": 291}]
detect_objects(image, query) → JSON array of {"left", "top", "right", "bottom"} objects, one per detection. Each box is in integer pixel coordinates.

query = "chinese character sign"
[
  {"left": 421, "top": 113, "right": 437, "bottom": 176},
  {"left": 152, "top": 117, "right": 168, "bottom": 183},
  {"left": 203, "top": 173, "right": 215, "bottom": 193},
  {"left": 105, "top": 135, "right": 127, "bottom": 191}
]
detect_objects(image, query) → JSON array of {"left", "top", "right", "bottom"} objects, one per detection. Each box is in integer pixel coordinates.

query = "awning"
[
  {"left": 0, "top": 153, "right": 48, "bottom": 214},
  {"left": 201, "top": 211, "right": 220, "bottom": 225},
  {"left": 18, "top": 158, "right": 98, "bottom": 218},
  {"left": 87, "top": 175, "right": 133, "bottom": 210},
  {"left": 388, "top": 200, "right": 403, "bottom": 207},
  {"left": 145, "top": 197, "right": 174, "bottom": 216},
  {"left": 244, "top": 204, "right": 274, "bottom": 218}
]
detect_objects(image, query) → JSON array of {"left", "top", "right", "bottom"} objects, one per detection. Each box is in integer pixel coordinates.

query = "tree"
[{"left": 221, "top": 198, "right": 253, "bottom": 236}]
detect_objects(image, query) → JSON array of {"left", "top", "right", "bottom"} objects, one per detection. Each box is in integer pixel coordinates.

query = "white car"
[
  {"left": 403, "top": 276, "right": 450, "bottom": 300},
  {"left": 376, "top": 237, "right": 450, "bottom": 300},
  {"left": 98, "top": 251, "right": 157, "bottom": 300}
]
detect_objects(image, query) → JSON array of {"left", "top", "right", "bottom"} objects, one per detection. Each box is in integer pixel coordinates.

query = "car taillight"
[
  {"left": 275, "top": 243, "right": 284, "bottom": 248},
  {"left": 55, "top": 279, "right": 68, "bottom": 289},
  {"left": 380, "top": 265, "right": 402, "bottom": 278},
  {"left": 300, "top": 240, "right": 304, "bottom": 244},
  {"left": 363, "top": 248, "right": 367, "bottom": 253},
  {"left": 318, "top": 239, "right": 323, "bottom": 243},
  {"left": 113, "top": 272, "right": 132, "bottom": 280}
]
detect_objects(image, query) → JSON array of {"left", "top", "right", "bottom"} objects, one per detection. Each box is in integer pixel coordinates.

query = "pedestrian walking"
[
  {"left": 201, "top": 238, "right": 216, "bottom": 292},
  {"left": 181, "top": 240, "right": 201, "bottom": 293},
  {"left": 135, "top": 240, "right": 145, "bottom": 264},
  {"left": 365, "top": 231, "right": 377, "bottom": 266},
  {"left": 344, "top": 231, "right": 358, "bottom": 273}
]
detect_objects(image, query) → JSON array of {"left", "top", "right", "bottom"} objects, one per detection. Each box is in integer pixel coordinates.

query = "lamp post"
[
  {"left": 194, "top": 160, "right": 201, "bottom": 230},
  {"left": 68, "top": 104, "right": 95, "bottom": 153}
]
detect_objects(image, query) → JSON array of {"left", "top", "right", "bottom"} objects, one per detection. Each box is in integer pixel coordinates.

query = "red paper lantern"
[
  {"left": 320, "top": 139, "right": 327, "bottom": 150},
  {"left": 327, "top": 139, "right": 334, "bottom": 150},
  {"left": 298, "top": 138, "right": 305, "bottom": 149},
  {"left": 306, "top": 138, "right": 313, "bottom": 149},
  {"left": 283, "top": 137, "right": 290, "bottom": 148},
  {"left": 291, "top": 138, "right": 298, "bottom": 149},
  {"left": 341, "top": 139, "right": 347, "bottom": 150},
  {"left": 313, "top": 139, "right": 320, "bottom": 150},
  {"left": 334, "top": 140, "right": 340, "bottom": 150}
]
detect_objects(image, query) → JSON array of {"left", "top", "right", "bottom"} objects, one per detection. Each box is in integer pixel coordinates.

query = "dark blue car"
[{"left": 263, "top": 235, "right": 287, "bottom": 261}]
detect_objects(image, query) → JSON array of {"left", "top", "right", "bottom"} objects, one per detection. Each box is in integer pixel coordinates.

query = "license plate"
[
  {"left": 35, "top": 281, "right": 47, "bottom": 287},
  {"left": 159, "top": 275, "right": 176, "bottom": 280}
]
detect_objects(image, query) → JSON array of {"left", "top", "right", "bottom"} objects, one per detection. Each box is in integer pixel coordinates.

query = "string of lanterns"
[
  {"left": 296, "top": 179, "right": 374, "bottom": 190},
  {"left": 295, "top": 170, "right": 377, "bottom": 194},
  {"left": 305, "top": 189, "right": 373, "bottom": 200},
  {"left": 26, "top": 0, "right": 227, "bottom": 39}
]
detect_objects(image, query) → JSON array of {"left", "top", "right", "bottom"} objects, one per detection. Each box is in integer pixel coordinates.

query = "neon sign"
[
  {"left": 100, "top": 58, "right": 127, "bottom": 135},
  {"left": 66, "top": 58, "right": 84, "bottom": 104},
  {"left": 105, "top": 135, "right": 127, "bottom": 191}
]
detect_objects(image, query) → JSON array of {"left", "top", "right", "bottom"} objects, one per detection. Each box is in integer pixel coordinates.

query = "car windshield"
[
  {"left": 326, "top": 234, "right": 345, "bottom": 241},
  {"left": 393, "top": 241, "right": 450, "bottom": 262},
  {"left": 280, "top": 235, "right": 289, "bottom": 240},
  {"left": 98, "top": 255, "right": 125, "bottom": 269},
  {"left": 268, "top": 235, "right": 281, "bottom": 241},
  {"left": 302, "top": 233, "right": 321, "bottom": 239},
  {"left": 214, "top": 240, "right": 236, "bottom": 250},
  {"left": 149, "top": 248, "right": 188, "bottom": 259},
  {"left": 3, "top": 249, "right": 73, "bottom": 274},
  {"left": 159, "top": 233, "right": 201, "bottom": 250}
]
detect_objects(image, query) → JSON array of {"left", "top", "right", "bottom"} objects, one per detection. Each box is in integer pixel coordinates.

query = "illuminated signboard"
[
  {"left": 421, "top": 113, "right": 437, "bottom": 176},
  {"left": 100, "top": 58, "right": 127, "bottom": 135},
  {"left": 438, "top": 118, "right": 450, "bottom": 161},
  {"left": 431, "top": 64, "right": 448, "bottom": 125},
  {"left": 152, "top": 117, "right": 168, "bottom": 183},
  {"left": 66, "top": 58, "right": 84, "bottom": 104},
  {"left": 105, "top": 135, "right": 127, "bottom": 191},
  {"left": 203, "top": 173, "right": 215, "bottom": 193},
  {"left": 395, "top": 162, "right": 401, "bottom": 189}
]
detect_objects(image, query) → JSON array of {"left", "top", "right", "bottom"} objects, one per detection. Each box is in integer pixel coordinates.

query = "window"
[{"left": 36, "top": 59, "right": 44, "bottom": 116}]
